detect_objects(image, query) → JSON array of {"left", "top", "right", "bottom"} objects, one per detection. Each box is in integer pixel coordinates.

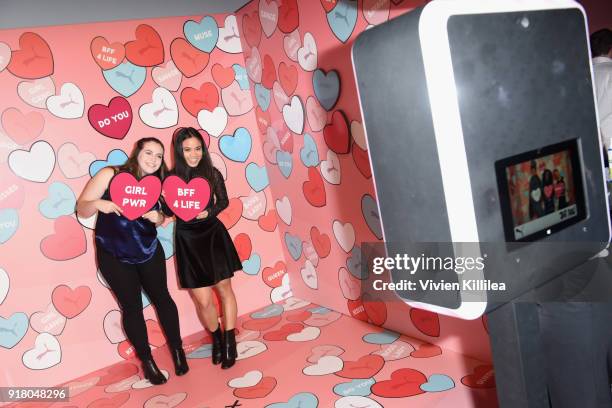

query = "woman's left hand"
[
  {"left": 196, "top": 210, "right": 209, "bottom": 220},
  {"left": 142, "top": 210, "right": 164, "bottom": 225}
]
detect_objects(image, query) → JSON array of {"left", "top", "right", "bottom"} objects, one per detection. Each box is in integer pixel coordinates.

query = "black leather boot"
[
  {"left": 221, "top": 328, "right": 237, "bottom": 369},
  {"left": 211, "top": 327, "right": 223, "bottom": 365},
  {"left": 141, "top": 358, "right": 167, "bottom": 385},
  {"left": 170, "top": 347, "right": 189, "bottom": 376}
]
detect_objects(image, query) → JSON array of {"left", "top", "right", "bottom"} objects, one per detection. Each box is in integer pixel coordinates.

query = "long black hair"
[
  {"left": 116, "top": 137, "right": 168, "bottom": 179},
  {"left": 172, "top": 127, "right": 215, "bottom": 185}
]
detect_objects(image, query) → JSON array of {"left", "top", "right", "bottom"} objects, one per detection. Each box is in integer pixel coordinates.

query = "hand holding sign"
[
  {"left": 162, "top": 176, "right": 211, "bottom": 221},
  {"left": 109, "top": 172, "right": 162, "bottom": 220}
]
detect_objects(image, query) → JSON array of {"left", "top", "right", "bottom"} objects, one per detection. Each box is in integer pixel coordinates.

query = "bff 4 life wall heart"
[
  {"left": 162, "top": 176, "right": 211, "bottom": 221},
  {"left": 109, "top": 173, "right": 161, "bottom": 220}
]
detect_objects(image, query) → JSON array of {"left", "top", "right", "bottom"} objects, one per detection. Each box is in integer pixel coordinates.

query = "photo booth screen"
[{"left": 495, "top": 139, "right": 586, "bottom": 242}]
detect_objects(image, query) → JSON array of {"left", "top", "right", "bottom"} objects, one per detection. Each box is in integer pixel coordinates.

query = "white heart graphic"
[
  {"left": 152, "top": 61, "right": 182, "bottom": 92},
  {"left": 300, "top": 260, "right": 318, "bottom": 290},
  {"left": 282, "top": 96, "right": 304, "bottom": 134},
  {"left": 306, "top": 96, "right": 327, "bottom": 133},
  {"left": 288, "top": 326, "right": 320, "bottom": 342},
  {"left": 270, "top": 274, "right": 292, "bottom": 303},
  {"left": 531, "top": 188, "right": 541, "bottom": 202},
  {"left": 236, "top": 340, "right": 267, "bottom": 360},
  {"left": 275, "top": 196, "right": 292, "bottom": 225},
  {"left": 9, "top": 140, "right": 55, "bottom": 183},
  {"left": 333, "top": 220, "right": 355, "bottom": 253},
  {"left": 58, "top": 142, "right": 95, "bottom": 179},
  {"left": 246, "top": 47, "right": 262, "bottom": 83},
  {"left": 139, "top": 87, "right": 178, "bottom": 129},
  {"left": 351, "top": 120, "right": 367, "bottom": 150},
  {"left": 229, "top": 370, "right": 263, "bottom": 388},
  {"left": 284, "top": 30, "right": 301, "bottom": 62},
  {"left": 105, "top": 375, "right": 139, "bottom": 393},
  {"left": 335, "top": 396, "right": 383, "bottom": 408},
  {"left": 259, "top": 0, "right": 279, "bottom": 37},
  {"left": 0, "top": 267, "right": 9, "bottom": 305},
  {"left": 0, "top": 42, "right": 10, "bottom": 72},
  {"left": 303, "top": 355, "right": 343, "bottom": 375},
  {"left": 18, "top": 77, "right": 55, "bottom": 109},
  {"left": 273, "top": 81, "right": 290, "bottom": 112},
  {"left": 218, "top": 15, "right": 242, "bottom": 54},
  {"left": 297, "top": 32, "right": 317, "bottom": 72},
  {"left": 22, "top": 333, "right": 61, "bottom": 369},
  {"left": 46, "top": 83, "right": 85, "bottom": 119},
  {"left": 30, "top": 303, "right": 66, "bottom": 335},
  {"left": 132, "top": 370, "right": 169, "bottom": 389},
  {"left": 198, "top": 107, "right": 228, "bottom": 137},
  {"left": 281, "top": 297, "right": 310, "bottom": 311},
  {"left": 240, "top": 190, "right": 267, "bottom": 220},
  {"left": 321, "top": 150, "right": 341, "bottom": 185},
  {"left": 103, "top": 310, "right": 126, "bottom": 344}
]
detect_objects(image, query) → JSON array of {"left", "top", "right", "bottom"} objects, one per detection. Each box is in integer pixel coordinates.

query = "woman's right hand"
[{"left": 96, "top": 199, "right": 123, "bottom": 216}]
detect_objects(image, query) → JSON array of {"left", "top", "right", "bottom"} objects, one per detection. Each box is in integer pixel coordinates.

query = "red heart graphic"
[
  {"left": 410, "top": 343, "right": 442, "bottom": 358},
  {"left": 363, "top": 293, "right": 387, "bottom": 326},
  {"left": 0, "top": 172, "right": 25, "bottom": 210},
  {"left": 234, "top": 233, "right": 252, "bottom": 261},
  {"left": 2, "top": 108, "right": 45, "bottom": 145},
  {"left": 117, "top": 341, "right": 137, "bottom": 360},
  {"left": 52, "top": 285, "right": 92, "bottom": 319},
  {"left": 90, "top": 37, "right": 125, "bottom": 70},
  {"left": 211, "top": 63, "right": 235, "bottom": 88},
  {"left": 278, "top": 62, "right": 298, "bottom": 96},
  {"left": 263, "top": 323, "right": 304, "bottom": 341},
  {"left": 218, "top": 198, "right": 243, "bottom": 229},
  {"left": 243, "top": 12, "right": 262, "bottom": 48},
  {"left": 7, "top": 32, "right": 54, "bottom": 79},
  {"left": 170, "top": 38, "right": 209, "bottom": 78},
  {"left": 242, "top": 315, "right": 282, "bottom": 331},
  {"left": 277, "top": 127, "right": 294, "bottom": 153},
  {"left": 324, "top": 110, "right": 351, "bottom": 154},
  {"left": 181, "top": 82, "right": 219, "bottom": 117},
  {"left": 410, "top": 308, "right": 440, "bottom": 337},
  {"left": 461, "top": 365, "right": 495, "bottom": 388},
  {"left": 278, "top": 0, "right": 300, "bottom": 33},
  {"left": 303, "top": 167, "right": 326, "bottom": 207},
  {"left": 286, "top": 309, "right": 312, "bottom": 322},
  {"left": 320, "top": 0, "right": 339, "bottom": 12},
  {"left": 40, "top": 216, "right": 86, "bottom": 261},
  {"left": 336, "top": 355, "right": 385, "bottom": 379},
  {"left": 261, "top": 54, "right": 276, "bottom": 89},
  {"left": 371, "top": 368, "right": 427, "bottom": 398},
  {"left": 258, "top": 210, "right": 278, "bottom": 232},
  {"left": 234, "top": 377, "right": 277, "bottom": 399},
  {"left": 146, "top": 319, "right": 166, "bottom": 347},
  {"left": 88, "top": 392, "right": 130, "bottom": 408},
  {"left": 87, "top": 96, "right": 132, "bottom": 140},
  {"left": 124, "top": 24, "right": 164, "bottom": 67},
  {"left": 97, "top": 363, "right": 139, "bottom": 385},
  {"left": 262, "top": 261, "right": 287, "bottom": 288},
  {"left": 352, "top": 143, "right": 372, "bottom": 178},
  {"left": 255, "top": 107, "right": 272, "bottom": 135},
  {"left": 310, "top": 226, "right": 331, "bottom": 258},
  {"left": 109, "top": 173, "right": 162, "bottom": 220},
  {"left": 347, "top": 299, "right": 368, "bottom": 321},
  {"left": 162, "top": 176, "right": 211, "bottom": 221}
]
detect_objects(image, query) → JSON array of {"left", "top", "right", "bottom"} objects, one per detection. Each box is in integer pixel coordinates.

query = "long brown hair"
[
  {"left": 172, "top": 127, "right": 215, "bottom": 186},
  {"left": 116, "top": 137, "right": 168, "bottom": 179}
]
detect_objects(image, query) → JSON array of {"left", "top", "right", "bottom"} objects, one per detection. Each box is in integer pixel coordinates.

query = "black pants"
[{"left": 97, "top": 243, "right": 182, "bottom": 360}]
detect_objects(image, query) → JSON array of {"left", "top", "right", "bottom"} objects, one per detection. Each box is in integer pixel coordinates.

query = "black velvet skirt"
[{"left": 174, "top": 217, "right": 242, "bottom": 288}]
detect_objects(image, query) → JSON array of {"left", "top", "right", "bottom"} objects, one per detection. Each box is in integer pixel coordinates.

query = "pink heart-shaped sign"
[
  {"left": 162, "top": 176, "right": 211, "bottom": 221},
  {"left": 109, "top": 173, "right": 161, "bottom": 220}
]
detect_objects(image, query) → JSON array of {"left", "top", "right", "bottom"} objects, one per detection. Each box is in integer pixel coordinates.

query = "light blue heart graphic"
[
  {"left": 313, "top": 69, "right": 340, "bottom": 111},
  {"left": 276, "top": 150, "right": 292, "bottom": 179},
  {"left": 285, "top": 232, "right": 303, "bottom": 261},
  {"left": 327, "top": 0, "right": 358, "bottom": 43},
  {"left": 420, "top": 374, "right": 455, "bottom": 392},
  {"left": 246, "top": 163, "right": 269, "bottom": 192},
  {"left": 363, "top": 330, "right": 400, "bottom": 345},
  {"left": 187, "top": 344, "right": 212, "bottom": 359},
  {"left": 0, "top": 209, "right": 19, "bottom": 244},
  {"left": 347, "top": 246, "right": 367, "bottom": 280},
  {"left": 141, "top": 291, "right": 151, "bottom": 309},
  {"left": 300, "top": 133, "right": 319, "bottom": 167},
  {"left": 308, "top": 306, "right": 330, "bottom": 314},
  {"left": 219, "top": 127, "right": 252, "bottom": 163},
  {"left": 102, "top": 62, "right": 146, "bottom": 97},
  {"left": 184, "top": 16, "right": 219, "bottom": 53},
  {"left": 39, "top": 182, "right": 76, "bottom": 219},
  {"left": 156, "top": 222, "right": 175, "bottom": 259},
  {"left": 333, "top": 378, "right": 375, "bottom": 397},
  {"left": 0, "top": 312, "right": 28, "bottom": 349},
  {"left": 255, "top": 83, "right": 271, "bottom": 111},
  {"left": 89, "top": 149, "right": 128, "bottom": 176},
  {"left": 266, "top": 392, "right": 319, "bottom": 408},
  {"left": 242, "top": 253, "right": 261, "bottom": 275},
  {"left": 362, "top": 195, "right": 382, "bottom": 240},
  {"left": 233, "top": 64, "right": 250, "bottom": 90},
  {"left": 251, "top": 304, "right": 284, "bottom": 319}
]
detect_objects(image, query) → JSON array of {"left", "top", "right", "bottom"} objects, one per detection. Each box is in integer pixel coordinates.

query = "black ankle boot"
[
  {"left": 211, "top": 327, "right": 223, "bottom": 365},
  {"left": 141, "top": 358, "right": 167, "bottom": 385},
  {"left": 171, "top": 347, "right": 189, "bottom": 376},
  {"left": 221, "top": 328, "right": 237, "bottom": 369}
]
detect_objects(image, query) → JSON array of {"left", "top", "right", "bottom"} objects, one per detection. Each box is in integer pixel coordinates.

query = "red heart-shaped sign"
[
  {"left": 336, "top": 355, "right": 385, "bottom": 379},
  {"left": 303, "top": 167, "right": 326, "bottom": 207},
  {"left": 52, "top": 285, "right": 92, "bottom": 319},
  {"left": 324, "top": 110, "right": 351, "bottom": 154},
  {"left": 410, "top": 308, "right": 440, "bottom": 337},
  {"left": 8, "top": 32, "right": 54, "bottom": 79},
  {"left": 162, "top": 175, "right": 211, "bottom": 221},
  {"left": 181, "top": 82, "right": 219, "bottom": 117},
  {"left": 234, "top": 233, "right": 252, "bottom": 261},
  {"left": 87, "top": 97, "right": 132, "bottom": 140},
  {"left": 261, "top": 54, "right": 277, "bottom": 89},
  {"left": 278, "top": 62, "right": 298, "bottom": 96},
  {"left": 258, "top": 210, "right": 278, "bottom": 232},
  {"left": 278, "top": 0, "right": 300, "bottom": 33},
  {"left": 125, "top": 24, "right": 164, "bottom": 67},
  {"left": 310, "top": 226, "right": 331, "bottom": 258},
  {"left": 242, "top": 315, "right": 282, "bottom": 331},
  {"left": 262, "top": 261, "right": 287, "bottom": 288},
  {"left": 218, "top": 198, "right": 243, "bottom": 229},
  {"left": 40, "top": 216, "right": 86, "bottom": 261},
  {"left": 410, "top": 343, "right": 442, "bottom": 358},
  {"left": 170, "top": 38, "right": 209, "bottom": 78},
  {"left": 234, "top": 377, "right": 277, "bottom": 399},
  {"left": 243, "top": 12, "right": 262, "bottom": 48},
  {"left": 91, "top": 37, "right": 125, "bottom": 70},
  {"left": 320, "top": 0, "right": 338, "bottom": 13},
  {"left": 110, "top": 173, "right": 161, "bottom": 220},
  {"left": 255, "top": 107, "right": 272, "bottom": 135},
  {"left": 347, "top": 299, "right": 369, "bottom": 321},
  {"left": 352, "top": 143, "right": 372, "bottom": 178},
  {"left": 263, "top": 323, "right": 303, "bottom": 341},
  {"left": 211, "top": 63, "right": 236, "bottom": 89},
  {"left": 371, "top": 368, "right": 427, "bottom": 398}
]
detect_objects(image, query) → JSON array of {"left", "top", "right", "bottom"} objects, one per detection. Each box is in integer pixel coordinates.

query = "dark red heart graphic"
[
  {"left": 371, "top": 368, "right": 427, "bottom": 398},
  {"left": 258, "top": 210, "right": 278, "bottom": 232},
  {"left": 410, "top": 308, "right": 440, "bottom": 337},
  {"left": 87, "top": 392, "right": 130, "bottom": 408},
  {"left": 1, "top": 107, "right": 45, "bottom": 145},
  {"left": 97, "top": 363, "right": 139, "bottom": 385},
  {"left": 87, "top": 96, "right": 132, "bottom": 140},
  {"left": 261, "top": 54, "right": 276, "bottom": 89},
  {"left": 162, "top": 175, "right": 211, "bottom": 221},
  {"left": 262, "top": 261, "right": 287, "bottom": 288},
  {"left": 278, "top": 62, "right": 298, "bottom": 96},
  {"left": 242, "top": 315, "right": 282, "bottom": 331},
  {"left": 462, "top": 365, "right": 495, "bottom": 388},
  {"left": 243, "top": 12, "right": 262, "bottom": 48},
  {"left": 109, "top": 173, "right": 162, "bottom": 220},
  {"left": 181, "top": 82, "right": 219, "bottom": 117},
  {"left": 278, "top": 0, "right": 300, "bottom": 33},
  {"left": 363, "top": 293, "right": 387, "bottom": 326},
  {"left": 320, "top": 0, "right": 339, "bottom": 13},
  {"left": 303, "top": 167, "right": 326, "bottom": 207},
  {"left": 8, "top": 32, "right": 54, "bottom": 79},
  {"left": 52, "top": 285, "right": 92, "bottom": 319},
  {"left": 352, "top": 143, "right": 372, "bottom": 178},
  {"left": 324, "top": 110, "right": 351, "bottom": 154},
  {"left": 336, "top": 355, "right": 385, "bottom": 378},
  {"left": 211, "top": 63, "right": 235, "bottom": 88},
  {"left": 410, "top": 343, "right": 442, "bottom": 358},
  {"left": 347, "top": 299, "right": 369, "bottom": 321},
  {"left": 310, "top": 226, "right": 331, "bottom": 258},
  {"left": 125, "top": 24, "right": 164, "bottom": 67},
  {"left": 40, "top": 216, "right": 87, "bottom": 261},
  {"left": 234, "top": 233, "right": 252, "bottom": 261},
  {"left": 170, "top": 38, "right": 209, "bottom": 78},
  {"left": 234, "top": 376, "right": 277, "bottom": 399},
  {"left": 218, "top": 198, "right": 243, "bottom": 229},
  {"left": 263, "top": 323, "right": 304, "bottom": 341}
]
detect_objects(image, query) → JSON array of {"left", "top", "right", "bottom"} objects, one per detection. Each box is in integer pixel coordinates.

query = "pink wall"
[
  {"left": 234, "top": 0, "right": 492, "bottom": 361},
  {"left": 0, "top": 14, "right": 288, "bottom": 387}
]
